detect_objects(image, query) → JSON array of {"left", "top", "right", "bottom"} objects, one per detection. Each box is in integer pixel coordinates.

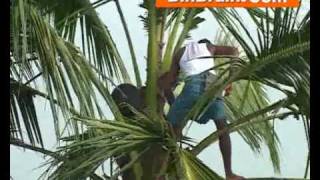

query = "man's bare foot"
[{"left": 226, "top": 173, "right": 245, "bottom": 180}]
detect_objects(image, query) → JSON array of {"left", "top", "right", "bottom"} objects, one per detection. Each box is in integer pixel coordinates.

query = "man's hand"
[
  {"left": 158, "top": 72, "right": 176, "bottom": 105},
  {"left": 224, "top": 84, "right": 233, "bottom": 97}
]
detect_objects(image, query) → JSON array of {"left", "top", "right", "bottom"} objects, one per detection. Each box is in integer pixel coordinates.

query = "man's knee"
[{"left": 214, "top": 118, "right": 228, "bottom": 130}]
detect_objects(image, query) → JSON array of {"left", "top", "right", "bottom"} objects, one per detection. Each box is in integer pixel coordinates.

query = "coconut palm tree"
[{"left": 10, "top": 0, "right": 309, "bottom": 179}]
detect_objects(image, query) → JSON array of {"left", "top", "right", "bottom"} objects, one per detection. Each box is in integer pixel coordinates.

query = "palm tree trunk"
[{"left": 145, "top": 0, "right": 159, "bottom": 115}]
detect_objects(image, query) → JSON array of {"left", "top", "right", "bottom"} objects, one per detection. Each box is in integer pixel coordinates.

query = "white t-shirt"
[{"left": 179, "top": 42, "right": 216, "bottom": 77}]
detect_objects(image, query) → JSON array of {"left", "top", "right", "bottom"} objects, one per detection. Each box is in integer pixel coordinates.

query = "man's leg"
[
  {"left": 167, "top": 77, "right": 203, "bottom": 137},
  {"left": 206, "top": 97, "right": 244, "bottom": 180},
  {"left": 214, "top": 119, "right": 245, "bottom": 180},
  {"left": 160, "top": 77, "right": 203, "bottom": 180},
  {"left": 214, "top": 120, "right": 231, "bottom": 175}
]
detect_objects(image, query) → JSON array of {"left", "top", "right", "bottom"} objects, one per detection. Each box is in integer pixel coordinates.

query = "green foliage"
[
  {"left": 10, "top": 79, "right": 43, "bottom": 146},
  {"left": 178, "top": 149, "right": 224, "bottom": 180}
]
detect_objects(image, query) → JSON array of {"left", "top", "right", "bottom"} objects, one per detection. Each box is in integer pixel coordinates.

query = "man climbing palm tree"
[{"left": 160, "top": 39, "right": 245, "bottom": 180}]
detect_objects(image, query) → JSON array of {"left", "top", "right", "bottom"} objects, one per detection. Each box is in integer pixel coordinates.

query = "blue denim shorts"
[{"left": 167, "top": 72, "right": 226, "bottom": 127}]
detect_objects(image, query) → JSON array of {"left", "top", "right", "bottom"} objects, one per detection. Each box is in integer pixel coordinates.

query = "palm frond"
[
  {"left": 173, "top": 8, "right": 205, "bottom": 53},
  {"left": 114, "top": 0, "right": 142, "bottom": 87},
  {"left": 44, "top": 114, "right": 171, "bottom": 180},
  {"left": 139, "top": 1, "right": 177, "bottom": 34},
  {"left": 212, "top": 30, "right": 282, "bottom": 171},
  {"left": 10, "top": 138, "right": 60, "bottom": 159},
  {"left": 187, "top": 41, "right": 309, "bottom": 128},
  {"left": 10, "top": 79, "right": 43, "bottom": 146},
  {"left": 37, "top": 0, "right": 130, "bottom": 83},
  {"left": 224, "top": 80, "right": 283, "bottom": 172},
  {"left": 11, "top": 2, "right": 125, "bottom": 144},
  {"left": 183, "top": 8, "right": 310, "bottom": 172},
  {"left": 177, "top": 149, "right": 224, "bottom": 180},
  {"left": 161, "top": 8, "right": 186, "bottom": 73},
  {"left": 209, "top": 7, "right": 309, "bottom": 119}
]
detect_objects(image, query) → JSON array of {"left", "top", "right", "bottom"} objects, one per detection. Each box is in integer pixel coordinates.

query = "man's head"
[
  {"left": 198, "top": 38, "right": 215, "bottom": 53},
  {"left": 198, "top": 38, "right": 213, "bottom": 45},
  {"left": 111, "top": 83, "right": 143, "bottom": 116}
]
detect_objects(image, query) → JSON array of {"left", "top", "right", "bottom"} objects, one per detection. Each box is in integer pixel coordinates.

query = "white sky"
[{"left": 10, "top": 1, "right": 310, "bottom": 179}]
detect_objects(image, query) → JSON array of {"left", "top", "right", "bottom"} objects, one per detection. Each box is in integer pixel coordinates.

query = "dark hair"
[{"left": 198, "top": 38, "right": 212, "bottom": 45}]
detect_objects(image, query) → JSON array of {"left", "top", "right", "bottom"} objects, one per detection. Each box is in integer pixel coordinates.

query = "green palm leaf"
[
  {"left": 11, "top": 2, "right": 124, "bottom": 144},
  {"left": 178, "top": 149, "right": 223, "bottom": 180},
  {"left": 44, "top": 113, "right": 171, "bottom": 180},
  {"left": 10, "top": 79, "right": 43, "bottom": 146},
  {"left": 36, "top": 0, "right": 130, "bottom": 82}
]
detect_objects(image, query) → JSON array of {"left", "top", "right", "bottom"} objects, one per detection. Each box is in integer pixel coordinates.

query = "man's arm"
[
  {"left": 209, "top": 44, "right": 240, "bottom": 74},
  {"left": 158, "top": 71, "right": 176, "bottom": 105},
  {"left": 210, "top": 45, "right": 239, "bottom": 96},
  {"left": 211, "top": 45, "right": 239, "bottom": 57},
  {"left": 160, "top": 47, "right": 185, "bottom": 105}
]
